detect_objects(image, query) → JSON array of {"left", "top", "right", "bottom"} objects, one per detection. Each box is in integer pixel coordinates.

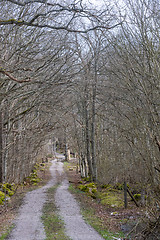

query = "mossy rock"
[
  {"left": 133, "top": 194, "right": 141, "bottom": 201},
  {"left": 1, "top": 183, "right": 15, "bottom": 197},
  {"left": 114, "top": 183, "right": 124, "bottom": 190},
  {"left": 114, "top": 183, "right": 130, "bottom": 190},
  {"left": 40, "top": 168, "right": 45, "bottom": 171},
  {"left": 78, "top": 182, "right": 97, "bottom": 198},
  {"left": 32, "top": 169, "right": 38, "bottom": 174},
  {"left": 5, "top": 189, "right": 14, "bottom": 197},
  {"left": 100, "top": 191, "right": 123, "bottom": 208},
  {"left": 40, "top": 163, "right": 45, "bottom": 166},
  {"left": 30, "top": 178, "right": 41, "bottom": 184},
  {"left": 2, "top": 183, "right": 15, "bottom": 191},
  {"left": 82, "top": 177, "right": 90, "bottom": 182},
  {"left": 101, "top": 184, "right": 112, "bottom": 189},
  {"left": 30, "top": 172, "right": 38, "bottom": 178},
  {"left": 86, "top": 183, "right": 96, "bottom": 188},
  {"left": 0, "top": 190, "right": 5, "bottom": 201},
  {"left": 78, "top": 184, "right": 89, "bottom": 192}
]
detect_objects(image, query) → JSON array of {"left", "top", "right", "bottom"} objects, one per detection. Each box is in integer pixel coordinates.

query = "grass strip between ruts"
[{"left": 42, "top": 185, "right": 71, "bottom": 240}]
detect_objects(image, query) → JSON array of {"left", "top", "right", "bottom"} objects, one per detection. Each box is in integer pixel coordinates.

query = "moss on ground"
[
  {"left": 99, "top": 191, "right": 124, "bottom": 208},
  {"left": 78, "top": 182, "right": 97, "bottom": 199}
]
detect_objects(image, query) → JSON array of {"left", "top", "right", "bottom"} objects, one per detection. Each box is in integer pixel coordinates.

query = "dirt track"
[{"left": 8, "top": 155, "right": 104, "bottom": 240}]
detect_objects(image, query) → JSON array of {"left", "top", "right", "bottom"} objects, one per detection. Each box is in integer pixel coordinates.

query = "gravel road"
[
  {"left": 8, "top": 154, "right": 104, "bottom": 240},
  {"left": 7, "top": 160, "right": 58, "bottom": 240},
  {"left": 55, "top": 178, "right": 104, "bottom": 240}
]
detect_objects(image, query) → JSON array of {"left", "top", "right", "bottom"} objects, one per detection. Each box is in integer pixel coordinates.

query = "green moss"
[
  {"left": 1, "top": 183, "right": 15, "bottom": 191},
  {"left": 0, "top": 191, "right": 5, "bottom": 204},
  {"left": 99, "top": 191, "right": 123, "bottom": 208},
  {"left": 114, "top": 183, "right": 124, "bottom": 190},
  {"left": 78, "top": 184, "right": 89, "bottom": 192},
  {"left": 40, "top": 163, "right": 45, "bottom": 166},
  {"left": 101, "top": 184, "right": 113, "bottom": 189},
  {"left": 0, "top": 183, "right": 15, "bottom": 201},
  {"left": 82, "top": 177, "right": 90, "bottom": 182},
  {"left": 7, "top": 189, "right": 14, "bottom": 196},
  {"left": 78, "top": 183, "right": 97, "bottom": 198},
  {"left": 133, "top": 194, "right": 141, "bottom": 201},
  {"left": 25, "top": 169, "right": 41, "bottom": 185},
  {"left": 30, "top": 178, "right": 41, "bottom": 184}
]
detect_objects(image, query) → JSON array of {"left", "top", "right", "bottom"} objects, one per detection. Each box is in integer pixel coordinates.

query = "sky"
[{"left": 85, "top": 0, "right": 124, "bottom": 8}]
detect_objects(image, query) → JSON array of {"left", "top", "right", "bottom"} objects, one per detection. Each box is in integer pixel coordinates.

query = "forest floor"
[{"left": 0, "top": 155, "right": 151, "bottom": 240}]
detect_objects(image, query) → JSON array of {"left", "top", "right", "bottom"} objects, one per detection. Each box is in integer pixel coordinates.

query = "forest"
[{"left": 0, "top": 0, "right": 160, "bottom": 237}]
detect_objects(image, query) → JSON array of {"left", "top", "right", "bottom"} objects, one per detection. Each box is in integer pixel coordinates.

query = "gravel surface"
[
  {"left": 8, "top": 154, "right": 104, "bottom": 240},
  {"left": 8, "top": 160, "right": 58, "bottom": 240},
  {"left": 55, "top": 170, "right": 104, "bottom": 240}
]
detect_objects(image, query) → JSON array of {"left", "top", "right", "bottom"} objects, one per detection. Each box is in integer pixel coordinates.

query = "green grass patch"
[
  {"left": 0, "top": 224, "right": 14, "bottom": 240},
  {"left": 42, "top": 186, "right": 70, "bottom": 240}
]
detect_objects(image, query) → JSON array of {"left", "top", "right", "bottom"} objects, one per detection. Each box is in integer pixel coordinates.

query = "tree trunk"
[
  {"left": 84, "top": 97, "right": 93, "bottom": 180},
  {"left": 91, "top": 89, "right": 97, "bottom": 181},
  {"left": 0, "top": 110, "right": 3, "bottom": 183},
  {"left": 91, "top": 61, "right": 97, "bottom": 182}
]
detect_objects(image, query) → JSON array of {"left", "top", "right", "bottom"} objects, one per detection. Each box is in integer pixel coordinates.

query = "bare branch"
[
  {"left": 0, "top": 18, "right": 122, "bottom": 33},
  {"left": 4, "top": 0, "right": 47, "bottom": 6},
  {"left": 0, "top": 69, "right": 31, "bottom": 83}
]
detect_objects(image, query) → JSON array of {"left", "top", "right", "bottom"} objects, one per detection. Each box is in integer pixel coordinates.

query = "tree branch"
[
  {"left": 5, "top": 0, "right": 47, "bottom": 6},
  {"left": 0, "top": 69, "right": 31, "bottom": 83},
  {"left": 0, "top": 18, "right": 122, "bottom": 33}
]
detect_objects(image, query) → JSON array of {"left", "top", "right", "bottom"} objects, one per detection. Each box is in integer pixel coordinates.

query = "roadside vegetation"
[{"left": 65, "top": 159, "right": 144, "bottom": 240}]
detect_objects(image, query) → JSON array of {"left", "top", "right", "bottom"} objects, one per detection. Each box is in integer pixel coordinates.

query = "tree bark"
[
  {"left": 84, "top": 97, "right": 93, "bottom": 179},
  {"left": 0, "top": 110, "right": 3, "bottom": 183},
  {"left": 91, "top": 60, "right": 98, "bottom": 182}
]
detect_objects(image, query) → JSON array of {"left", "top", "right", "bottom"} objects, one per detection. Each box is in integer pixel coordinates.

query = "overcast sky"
[{"left": 85, "top": 0, "right": 124, "bottom": 8}]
